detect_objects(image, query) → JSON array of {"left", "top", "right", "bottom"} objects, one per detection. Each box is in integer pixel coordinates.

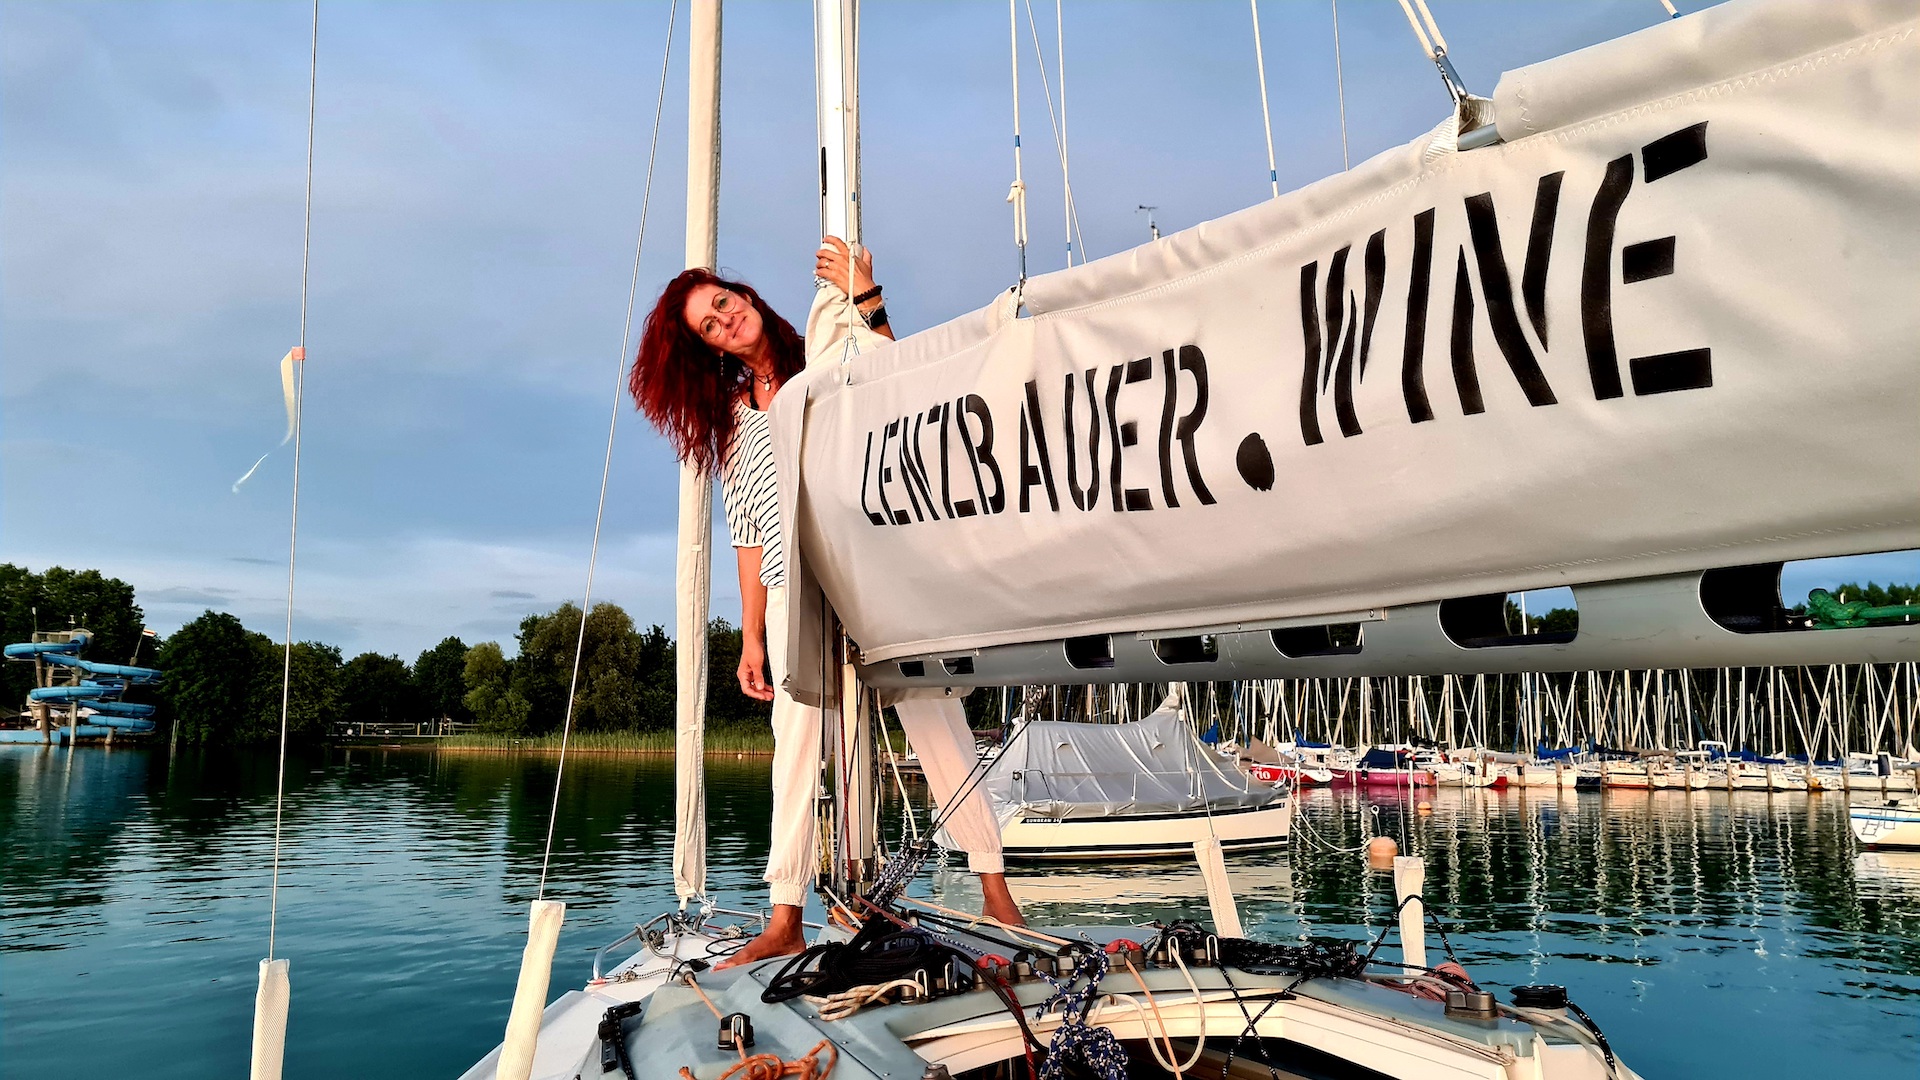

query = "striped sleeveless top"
[{"left": 720, "top": 400, "right": 784, "bottom": 588}]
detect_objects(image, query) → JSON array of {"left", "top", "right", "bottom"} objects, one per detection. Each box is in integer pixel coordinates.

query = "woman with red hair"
[{"left": 631, "top": 239, "right": 1020, "bottom": 966}]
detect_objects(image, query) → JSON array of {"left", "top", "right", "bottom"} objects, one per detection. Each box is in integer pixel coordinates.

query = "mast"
[
  {"left": 672, "top": 0, "right": 722, "bottom": 908},
  {"left": 814, "top": 0, "right": 876, "bottom": 899}
]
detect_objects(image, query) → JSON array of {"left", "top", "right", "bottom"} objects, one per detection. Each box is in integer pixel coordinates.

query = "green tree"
[
  {"left": 414, "top": 636, "right": 471, "bottom": 722},
  {"left": 634, "top": 623, "right": 675, "bottom": 730},
  {"left": 1502, "top": 599, "right": 1578, "bottom": 636},
  {"left": 157, "top": 610, "right": 261, "bottom": 745},
  {"left": 1832, "top": 581, "right": 1919, "bottom": 607},
  {"left": 339, "top": 652, "right": 419, "bottom": 726},
  {"left": 0, "top": 564, "right": 148, "bottom": 711},
  {"left": 1539, "top": 607, "right": 1580, "bottom": 634},
  {"left": 464, "top": 641, "right": 529, "bottom": 734},
  {"left": 248, "top": 638, "right": 342, "bottom": 742},
  {"left": 703, "top": 618, "right": 770, "bottom": 728}
]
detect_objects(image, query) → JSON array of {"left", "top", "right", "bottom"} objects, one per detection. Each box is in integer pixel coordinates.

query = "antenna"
[{"left": 1136, "top": 204, "right": 1160, "bottom": 240}]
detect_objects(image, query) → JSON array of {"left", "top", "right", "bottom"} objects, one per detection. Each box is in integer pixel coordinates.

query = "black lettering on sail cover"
[{"left": 854, "top": 126, "right": 1714, "bottom": 527}]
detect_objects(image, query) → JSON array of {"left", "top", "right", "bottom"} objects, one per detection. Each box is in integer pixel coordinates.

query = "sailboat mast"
[
  {"left": 672, "top": 0, "right": 722, "bottom": 908},
  {"left": 816, "top": 0, "right": 861, "bottom": 245},
  {"left": 814, "top": 0, "right": 877, "bottom": 899}
]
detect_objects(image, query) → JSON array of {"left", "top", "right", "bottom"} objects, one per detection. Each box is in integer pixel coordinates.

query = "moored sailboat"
[{"left": 454, "top": 0, "right": 1920, "bottom": 1076}]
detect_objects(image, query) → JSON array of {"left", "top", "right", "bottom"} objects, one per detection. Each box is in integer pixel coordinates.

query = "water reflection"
[
  {"left": 924, "top": 784, "right": 1920, "bottom": 1075},
  {"left": 2, "top": 747, "right": 1916, "bottom": 1078},
  {"left": 0, "top": 746, "right": 776, "bottom": 1079}
]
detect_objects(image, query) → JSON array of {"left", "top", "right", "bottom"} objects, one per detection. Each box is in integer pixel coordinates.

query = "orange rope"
[
  {"left": 677, "top": 974, "right": 838, "bottom": 1080},
  {"left": 679, "top": 1038, "right": 838, "bottom": 1080}
]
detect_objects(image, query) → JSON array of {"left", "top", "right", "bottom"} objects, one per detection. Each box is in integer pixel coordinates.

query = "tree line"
[
  {"left": 6, "top": 562, "right": 1915, "bottom": 748},
  {"left": 2, "top": 564, "right": 768, "bottom": 747}
]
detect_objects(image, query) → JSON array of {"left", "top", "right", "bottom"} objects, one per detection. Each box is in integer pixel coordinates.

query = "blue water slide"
[
  {"left": 29, "top": 685, "right": 115, "bottom": 702},
  {"left": 84, "top": 700, "right": 155, "bottom": 719},
  {"left": 42, "top": 653, "right": 162, "bottom": 684},
  {"left": 0, "top": 725, "right": 119, "bottom": 743},
  {"left": 3, "top": 631, "right": 92, "bottom": 658},
  {"left": 80, "top": 715, "right": 155, "bottom": 732}
]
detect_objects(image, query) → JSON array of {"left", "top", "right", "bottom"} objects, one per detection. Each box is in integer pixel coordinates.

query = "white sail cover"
[
  {"left": 984, "top": 709, "right": 1278, "bottom": 822},
  {"left": 772, "top": 0, "right": 1920, "bottom": 669}
]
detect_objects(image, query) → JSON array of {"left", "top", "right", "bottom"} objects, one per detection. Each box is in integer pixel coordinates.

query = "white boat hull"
[
  {"left": 1851, "top": 800, "right": 1920, "bottom": 849},
  {"left": 996, "top": 800, "right": 1291, "bottom": 860}
]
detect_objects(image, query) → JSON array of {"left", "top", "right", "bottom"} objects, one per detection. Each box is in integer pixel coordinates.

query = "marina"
[{"left": 2, "top": 745, "right": 1916, "bottom": 1077}]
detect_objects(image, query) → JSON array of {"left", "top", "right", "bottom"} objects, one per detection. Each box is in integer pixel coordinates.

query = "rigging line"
[
  {"left": 1019, "top": 0, "right": 1084, "bottom": 269},
  {"left": 536, "top": 0, "right": 680, "bottom": 899},
  {"left": 1005, "top": 0, "right": 1029, "bottom": 285},
  {"left": 267, "top": 0, "right": 319, "bottom": 962},
  {"left": 922, "top": 709, "right": 1032, "bottom": 839},
  {"left": 1247, "top": 0, "right": 1279, "bottom": 198},
  {"left": 1393, "top": 0, "right": 1437, "bottom": 60},
  {"left": 1404, "top": 0, "right": 1447, "bottom": 57},
  {"left": 1330, "top": 0, "right": 1351, "bottom": 172},
  {"left": 1054, "top": 0, "right": 1080, "bottom": 267}
]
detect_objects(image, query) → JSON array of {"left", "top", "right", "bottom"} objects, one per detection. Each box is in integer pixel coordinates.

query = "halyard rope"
[
  {"left": 1018, "top": 0, "right": 1085, "bottom": 267},
  {"left": 1006, "top": 0, "right": 1030, "bottom": 284},
  {"left": 266, "top": 0, "right": 319, "bottom": 962},
  {"left": 537, "top": 0, "right": 679, "bottom": 899},
  {"left": 1331, "top": 0, "right": 1352, "bottom": 171},
  {"left": 1248, "top": 0, "right": 1280, "bottom": 197}
]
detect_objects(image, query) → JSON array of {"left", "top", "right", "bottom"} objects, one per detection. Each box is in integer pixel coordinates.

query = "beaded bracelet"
[{"left": 852, "top": 285, "right": 883, "bottom": 306}]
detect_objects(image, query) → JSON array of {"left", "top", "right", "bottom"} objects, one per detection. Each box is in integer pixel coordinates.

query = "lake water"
[{"left": 2, "top": 744, "right": 1915, "bottom": 1077}]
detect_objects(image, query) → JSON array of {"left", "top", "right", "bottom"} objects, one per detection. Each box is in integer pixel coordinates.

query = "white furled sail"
[{"left": 772, "top": 0, "right": 1919, "bottom": 676}]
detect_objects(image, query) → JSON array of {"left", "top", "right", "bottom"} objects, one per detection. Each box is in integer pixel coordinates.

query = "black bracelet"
[
  {"left": 852, "top": 285, "right": 883, "bottom": 305},
  {"left": 865, "top": 304, "right": 889, "bottom": 330}
]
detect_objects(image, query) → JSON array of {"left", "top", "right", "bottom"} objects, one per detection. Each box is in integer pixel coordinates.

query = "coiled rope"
[
  {"left": 1035, "top": 946, "right": 1127, "bottom": 1080},
  {"left": 679, "top": 972, "right": 839, "bottom": 1080}
]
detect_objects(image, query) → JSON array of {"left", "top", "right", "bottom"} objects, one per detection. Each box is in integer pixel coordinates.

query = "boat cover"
[
  {"left": 983, "top": 709, "right": 1278, "bottom": 821},
  {"left": 770, "top": 0, "right": 1920, "bottom": 682},
  {"left": 1358, "top": 747, "right": 1414, "bottom": 770}
]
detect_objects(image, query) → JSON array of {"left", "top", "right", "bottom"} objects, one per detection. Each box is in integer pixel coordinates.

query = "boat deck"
[{"left": 464, "top": 920, "right": 1627, "bottom": 1080}]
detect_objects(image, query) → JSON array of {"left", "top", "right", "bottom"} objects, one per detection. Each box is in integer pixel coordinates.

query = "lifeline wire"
[
  {"left": 536, "top": 0, "right": 679, "bottom": 898},
  {"left": 1248, "top": 0, "right": 1279, "bottom": 197},
  {"left": 266, "top": 0, "right": 319, "bottom": 962}
]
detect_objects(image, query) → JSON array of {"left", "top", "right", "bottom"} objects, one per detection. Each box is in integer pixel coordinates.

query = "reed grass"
[{"left": 436, "top": 725, "right": 776, "bottom": 755}]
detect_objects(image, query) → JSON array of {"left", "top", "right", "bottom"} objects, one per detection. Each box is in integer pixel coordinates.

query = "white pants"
[{"left": 764, "top": 585, "right": 1003, "bottom": 907}]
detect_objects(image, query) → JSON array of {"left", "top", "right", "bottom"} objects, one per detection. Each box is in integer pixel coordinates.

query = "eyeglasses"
[{"left": 697, "top": 291, "right": 740, "bottom": 343}]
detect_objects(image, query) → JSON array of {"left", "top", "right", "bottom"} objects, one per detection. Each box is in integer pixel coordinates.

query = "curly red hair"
[{"left": 630, "top": 269, "right": 805, "bottom": 476}]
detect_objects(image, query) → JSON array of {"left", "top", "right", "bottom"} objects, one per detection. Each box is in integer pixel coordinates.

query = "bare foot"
[
  {"left": 715, "top": 904, "right": 807, "bottom": 969},
  {"left": 979, "top": 873, "right": 1026, "bottom": 927}
]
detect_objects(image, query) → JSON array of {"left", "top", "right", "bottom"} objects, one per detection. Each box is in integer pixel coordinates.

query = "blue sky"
[{"left": 3, "top": 0, "right": 1911, "bottom": 659}]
